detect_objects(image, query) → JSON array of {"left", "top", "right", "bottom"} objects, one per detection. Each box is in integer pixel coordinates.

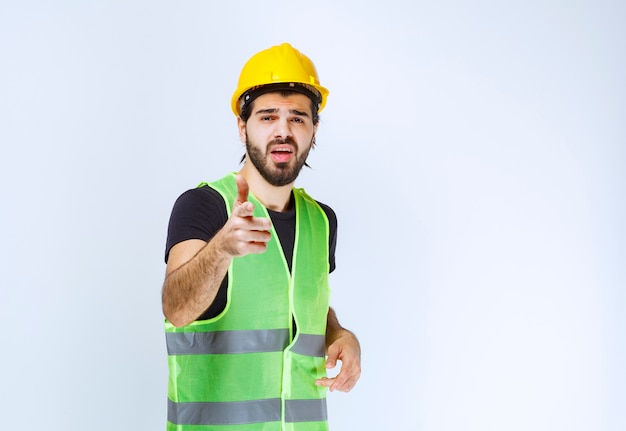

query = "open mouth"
[{"left": 270, "top": 145, "right": 294, "bottom": 163}]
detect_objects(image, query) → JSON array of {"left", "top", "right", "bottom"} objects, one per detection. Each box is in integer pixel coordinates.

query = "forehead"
[{"left": 252, "top": 92, "right": 313, "bottom": 115}]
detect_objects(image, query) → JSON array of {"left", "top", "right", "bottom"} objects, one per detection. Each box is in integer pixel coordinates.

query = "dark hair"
[{"left": 238, "top": 89, "right": 320, "bottom": 125}]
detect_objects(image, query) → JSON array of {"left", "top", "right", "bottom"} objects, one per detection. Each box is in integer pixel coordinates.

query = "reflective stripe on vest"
[
  {"left": 168, "top": 398, "right": 327, "bottom": 425},
  {"left": 166, "top": 329, "right": 325, "bottom": 356}
]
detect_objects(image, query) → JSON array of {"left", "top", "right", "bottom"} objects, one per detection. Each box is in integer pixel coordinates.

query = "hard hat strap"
[{"left": 240, "top": 82, "right": 322, "bottom": 114}]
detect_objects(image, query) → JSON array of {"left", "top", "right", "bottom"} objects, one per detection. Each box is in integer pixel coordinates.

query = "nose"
[{"left": 274, "top": 117, "right": 292, "bottom": 140}]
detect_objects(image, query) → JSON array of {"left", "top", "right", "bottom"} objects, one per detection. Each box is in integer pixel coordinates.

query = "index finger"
[{"left": 235, "top": 174, "right": 249, "bottom": 205}]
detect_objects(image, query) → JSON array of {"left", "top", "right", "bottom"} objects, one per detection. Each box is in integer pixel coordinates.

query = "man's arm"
[
  {"left": 162, "top": 175, "right": 271, "bottom": 327},
  {"left": 315, "top": 307, "right": 362, "bottom": 392}
]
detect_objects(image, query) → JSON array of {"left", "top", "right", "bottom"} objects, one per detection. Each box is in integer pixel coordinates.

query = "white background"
[{"left": 1, "top": 1, "right": 624, "bottom": 430}]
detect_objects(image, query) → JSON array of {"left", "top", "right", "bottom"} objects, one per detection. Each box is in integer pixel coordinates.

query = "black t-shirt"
[{"left": 165, "top": 185, "right": 337, "bottom": 321}]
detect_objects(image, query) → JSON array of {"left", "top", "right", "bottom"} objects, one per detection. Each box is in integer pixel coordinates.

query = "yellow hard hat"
[{"left": 231, "top": 43, "right": 330, "bottom": 116}]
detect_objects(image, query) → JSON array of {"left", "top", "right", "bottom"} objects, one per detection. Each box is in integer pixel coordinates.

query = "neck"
[{"left": 238, "top": 164, "right": 294, "bottom": 212}]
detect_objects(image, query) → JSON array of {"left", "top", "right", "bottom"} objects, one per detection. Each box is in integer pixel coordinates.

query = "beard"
[{"left": 245, "top": 134, "right": 313, "bottom": 187}]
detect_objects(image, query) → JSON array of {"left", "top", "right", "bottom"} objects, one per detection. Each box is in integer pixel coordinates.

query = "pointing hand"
[{"left": 219, "top": 174, "right": 271, "bottom": 257}]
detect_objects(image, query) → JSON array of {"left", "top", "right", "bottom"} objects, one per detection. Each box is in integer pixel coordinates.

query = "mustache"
[{"left": 268, "top": 137, "right": 298, "bottom": 151}]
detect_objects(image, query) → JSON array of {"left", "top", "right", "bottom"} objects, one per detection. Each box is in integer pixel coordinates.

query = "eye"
[{"left": 292, "top": 117, "right": 305, "bottom": 124}]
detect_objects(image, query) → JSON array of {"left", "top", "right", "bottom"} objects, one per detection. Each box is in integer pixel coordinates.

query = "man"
[{"left": 162, "top": 42, "right": 361, "bottom": 431}]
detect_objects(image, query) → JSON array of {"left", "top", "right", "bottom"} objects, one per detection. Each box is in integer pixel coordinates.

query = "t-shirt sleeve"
[
  {"left": 316, "top": 201, "right": 338, "bottom": 273},
  {"left": 164, "top": 186, "right": 228, "bottom": 263}
]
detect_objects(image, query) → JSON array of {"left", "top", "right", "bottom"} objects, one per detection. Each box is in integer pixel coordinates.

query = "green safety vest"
[{"left": 165, "top": 173, "right": 331, "bottom": 431}]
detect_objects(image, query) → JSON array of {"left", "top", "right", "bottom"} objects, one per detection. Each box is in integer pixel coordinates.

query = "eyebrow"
[{"left": 255, "top": 108, "right": 310, "bottom": 117}]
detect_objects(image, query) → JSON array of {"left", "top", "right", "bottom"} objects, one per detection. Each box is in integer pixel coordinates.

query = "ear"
[
  {"left": 312, "top": 121, "right": 319, "bottom": 145},
  {"left": 237, "top": 117, "right": 246, "bottom": 143}
]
